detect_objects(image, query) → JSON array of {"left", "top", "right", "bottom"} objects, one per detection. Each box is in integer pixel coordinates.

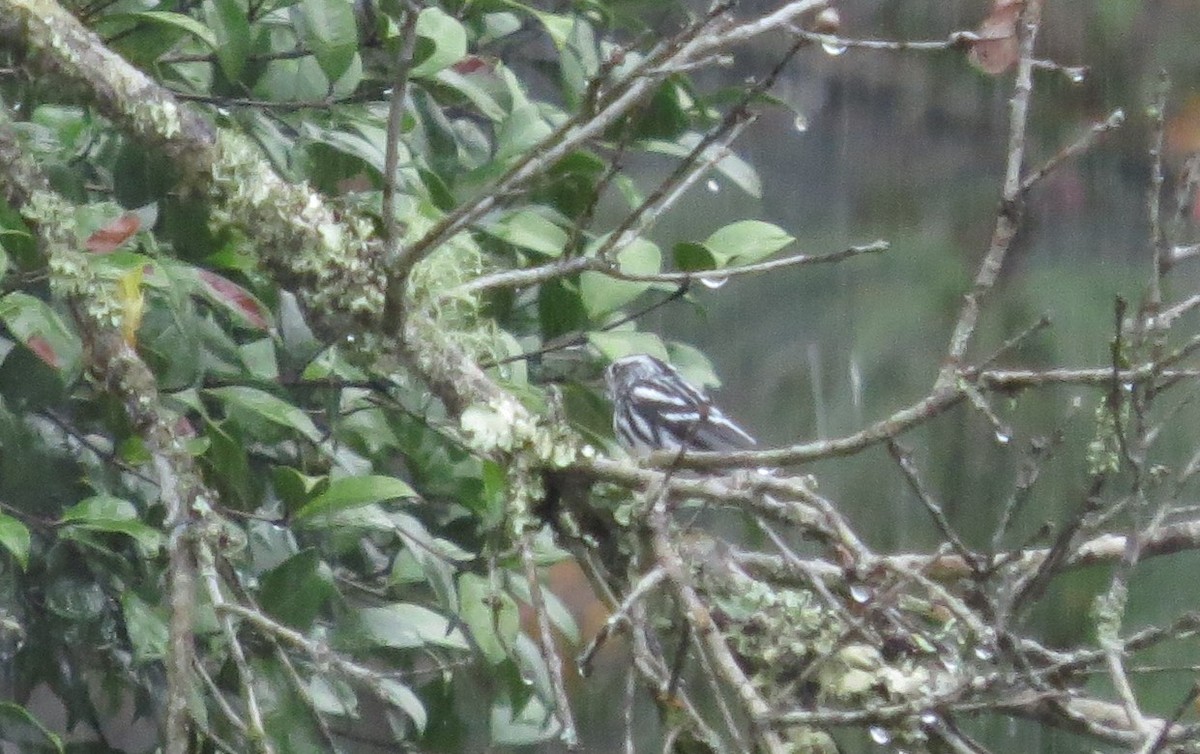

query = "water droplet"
[
  {"left": 793, "top": 113, "right": 809, "bottom": 133},
  {"left": 994, "top": 430, "right": 1011, "bottom": 445},
  {"left": 868, "top": 725, "right": 891, "bottom": 745},
  {"left": 706, "top": 179, "right": 720, "bottom": 193},
  {"left": 715, "top": 54, "right": 735, "bottom": 68},
  {"left": 973, "top": 645, "right": 994, "bottom": 661},
  {"left": 1065, "top": 66, "right": 1087, "bottom": 83},
  {"left": 700, "top": 275, "right": 728, "bottom": 290},
  {"left": 920, "top": 711, "right": 939, "bottom": 726},
  {"left": 849, "top": 583, "right": 872, "bottom": 604},
  {"left": 1122, "top": 382, "right": 1135, "bottom": 393},
  {"left": 821, "top": 38, "right": 848, "bottom": 56}
]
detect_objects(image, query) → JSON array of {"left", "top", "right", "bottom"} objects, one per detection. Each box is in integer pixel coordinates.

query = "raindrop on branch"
[
  {"left": 849, "top": 583, "right": 872, "bottom": 604},
  {"left": 706, "top": 179, "right": 720, "bottom": 193},
  {"left": 868, "top": 726, "right": 891, "bottom": 745},
  {"left": 821, "top": 38, "right": 848, "bottom": 56},
  {"left": 793, "top": 113, "right": 810, "bottom": 133}
]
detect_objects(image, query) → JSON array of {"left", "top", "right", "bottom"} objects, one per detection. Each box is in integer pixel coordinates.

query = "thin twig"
[
  {"left": 452, "top": 240, "right": 887, "bottom": 298},
  {"left": 196, "top": 541, "right": 274, "bottom": 754},
  {"left": 382, "top": 1, "right": 828, "bottom": 297},
  {"left": 937, "top": 0, "right": 1044, "bottom": 383},
  {"left": 518, "top": 533, "right": 579, "bottom": 748},
  {"left": 887, "top": 440, "right": 980, "bottom": 572},
  {"left": 1018, "top": 109, "right": 1125, "bottom": 194},
  {"left": 381, "top": 10, "right": 421, "bottom": 261}
]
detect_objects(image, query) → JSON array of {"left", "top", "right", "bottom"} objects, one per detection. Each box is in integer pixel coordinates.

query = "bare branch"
[{"left": 938, "top": 0, "right": 1045, "bottom": 383}]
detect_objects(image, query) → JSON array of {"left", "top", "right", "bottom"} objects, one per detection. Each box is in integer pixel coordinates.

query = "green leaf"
[
  {"left": 60, "top": 495, "right": 163, "bottom": 557},
  {"left": 105, "top": 11, "right": 218, "bottom": 49},
  {"left": 434, "top": 68, "right": 506, "bottom": 121},
  {"left": 480, "top": 210, "right": 568, "bottom": 257},
  {"left": 673, "top": 240, "right": 717, "bottom": 272},
  {"left": 345, "top": 604, "right": 469, "bottom": 651},
  {"left": 60, "top": 495, "right": 136, "bottom": 523},
  {"left": 305, "top": 124, "right": 386, "bottom": 171},
  {"left": 561, "top": 18, "right": 598, "bottom": 105},
  {"left": 121, "top": 592, "right": 169, "bottom": 663},
  {"left": 458, "top": 573, "right": 519, "bottom": 664},
  {"left": 206, "top": 386, "right": 323, "bottom": 442},
  {"left": 667, "top": 342, "right": 722, "bottom": 388},
  {"left": 0, "top": 514, "right": 30, "bottom": 570},
  {"left": 641, "top": 134, "right": 763, "bottom": 197},
  {"left": 412, "top": 7, "right": 468, "bottom": 78},
  {"left": 503, "top": 2, "right": 573, "bottom": 48},
  {"left": 580, "top": 237, "right": 662, "bottom": 318},
  {"left": 259, "top": 550, "right": 335, "bottom": 628},
  {"left": 0, "top": 292, "right": 82, "bottom": 376},
  {"left": 0, "top": 703, "right": 63, "bottom": 752},
  {"left": 298, "top": 0, "right": 359, "bottom": 82},
  {"left": 495, "top": 105, "right": 553, "bottom": 162},
  {"left": 491, "top": 693, "right": 559, "bottom": 746},
  {"left": 295, "top": 475, "right": 416, "bottom": 520},
  {"left": 703, "top": 220, "right": 794, "bottom": 265},
  {"left": 587, "top": 329, "right": 668, "bottom": 361},
  {"left": 272, "top": 466, "right": 326, "bottom": 511},
  {"left": 202, "top": 0, "right": 250, "bottom": 82},
  {"left": 308, "top": 676, "right": 357, "bottom": 717},
  {"left": 377, "top": 679, "right": 427, "bottom": 732}
]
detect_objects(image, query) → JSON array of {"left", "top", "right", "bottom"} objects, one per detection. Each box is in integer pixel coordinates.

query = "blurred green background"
[{"left": 573, "top": 2, "right": 1200, "bottom": 751}]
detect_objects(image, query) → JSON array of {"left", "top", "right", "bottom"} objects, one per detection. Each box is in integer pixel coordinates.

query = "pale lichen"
[
  {"left": 23, "top": 191, "right": 122, "bottom": 326},
  {"left": 208, "top": 132, "right": 385, "bottom": 322}
]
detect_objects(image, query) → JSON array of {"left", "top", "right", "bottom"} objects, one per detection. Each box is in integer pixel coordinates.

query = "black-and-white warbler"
[{"left": 604, "top": 353, "right": 755, "bottom": 456}]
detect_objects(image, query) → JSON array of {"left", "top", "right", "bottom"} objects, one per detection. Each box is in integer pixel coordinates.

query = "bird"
[{"left": 604, "top": 353, "right": 756, "bottom": 456}]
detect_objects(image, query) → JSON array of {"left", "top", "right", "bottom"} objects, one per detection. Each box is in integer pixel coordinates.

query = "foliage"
[
  {"left": 0, "top": 0, "right": 809, "bottom": 750},
  {"left": 1, "top": 1, "right": 1199, "bottom": 754}
]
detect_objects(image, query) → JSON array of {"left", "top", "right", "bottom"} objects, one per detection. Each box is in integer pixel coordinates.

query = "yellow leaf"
[{"left": 116, "top": 266, "right": 145, "bottom": 347}]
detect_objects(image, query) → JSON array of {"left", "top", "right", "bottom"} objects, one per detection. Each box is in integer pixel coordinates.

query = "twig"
[
  {"left": 641, "top": 385, "right": 963, "bottom": 469},
  {"left": 937, "top": 0, "right": 1044, "bottom": 383},
  {"left": 452, "top": 240, "right": 887, "bottom": 299},
  {"left": 887, "top": 440, "right": 979, "bottom": 571},
  {"left": 577, "top": 565, "right": 666, "bottom": 676},
  {"left": 518, "top": 533, "right": 580, "bottom": 748},
  {"left": 382, "top": 1, "right": 828, "bottom": 296},
  {"left": 381, "top": 10, "right": 420, "bottom": 262},
  {"left": 196, "top": 540, "right": 274, "bottom": 753},
  {"left": 1146, "top": 71, "right": 1169, "bottom": 291},
  {"left": 975, "top": 315, "right": 1051, "bottom": 369},
  {"left": 1018, "top": 109, "right": 1126, "bottom": 194},
  {"left": 478, "top": 284, "right": 689, "bottom": 370},
  {"left": 647, "top": 498, "right": 787, "bottom": 754}
]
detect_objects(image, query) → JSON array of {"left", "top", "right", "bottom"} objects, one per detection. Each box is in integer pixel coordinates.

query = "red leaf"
[
  {"left": 452, "top": 55, "right": 491, "bottom": 75},
  {"left": 25, "top": 334, "right": 60, "bottom": 368},
  {"left": 85, "top": 213, "right": 141, "bottom": 253},
  {"left": 197, "top": 270, "right": 270, "bottom": 331}
]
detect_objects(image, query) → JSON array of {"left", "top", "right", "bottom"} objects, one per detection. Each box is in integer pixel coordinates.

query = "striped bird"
[{"left": 604, "top": 354, "right": 755, "bottom": 456}]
